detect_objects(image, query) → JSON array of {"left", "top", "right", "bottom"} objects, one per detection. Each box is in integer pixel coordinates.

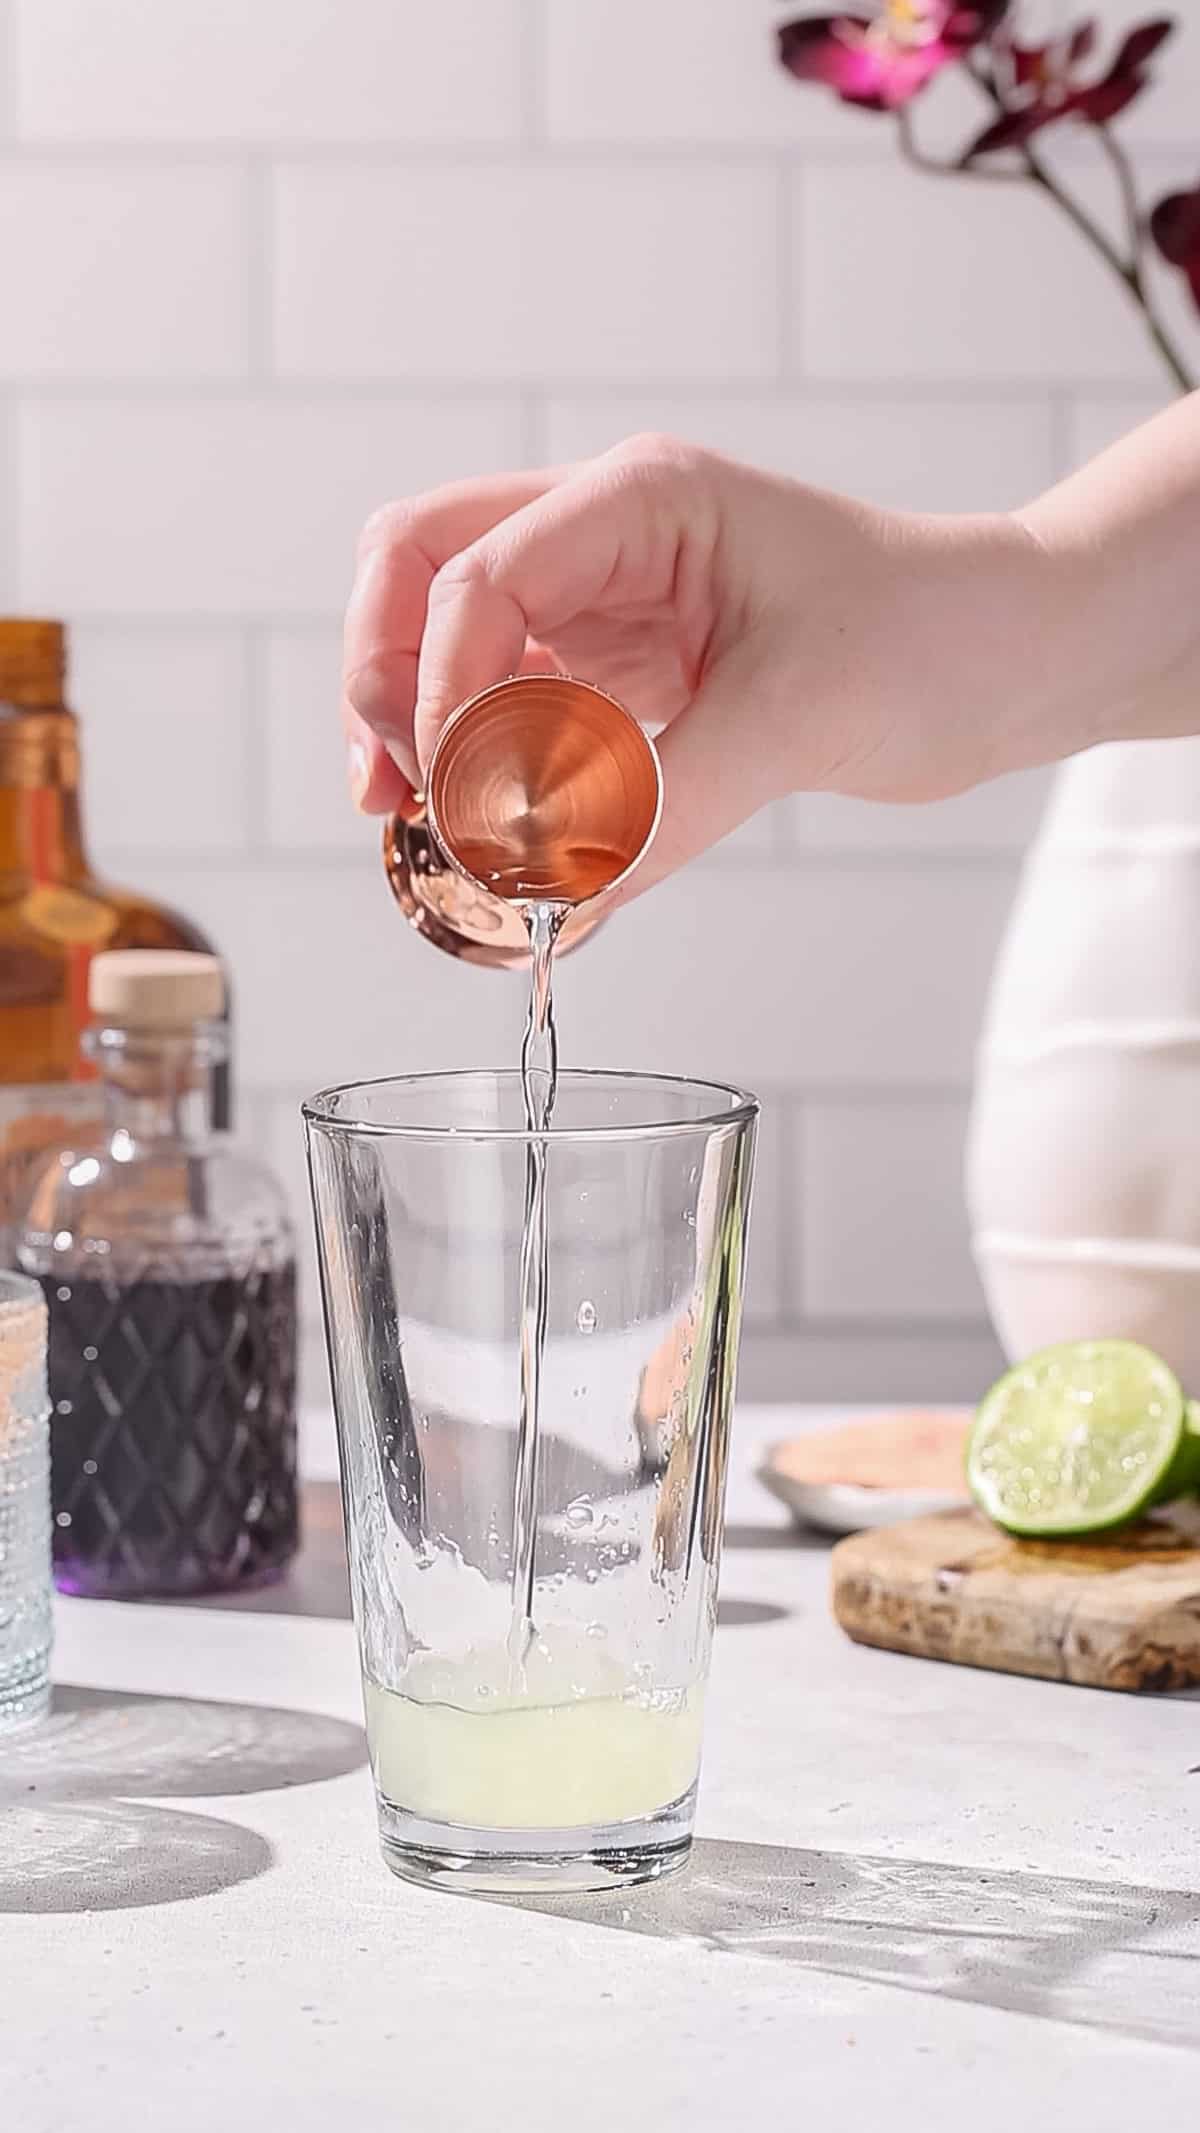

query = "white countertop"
[{"left": 4, "top": 1405, "right": 1198, "bottom": 2129}]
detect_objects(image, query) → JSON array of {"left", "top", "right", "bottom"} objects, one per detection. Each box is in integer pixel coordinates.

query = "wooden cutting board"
[{"left": 831, "top": 1506, "right": 1200, "bottom": 1692}]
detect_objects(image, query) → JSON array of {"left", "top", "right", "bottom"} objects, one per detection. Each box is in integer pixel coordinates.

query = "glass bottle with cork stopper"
[
  {"left": 18, "top": 950, "right": 297, "bottom": 1600},
  {"left": 0, "top": 618, "right": 228, "bottom": 1257}
]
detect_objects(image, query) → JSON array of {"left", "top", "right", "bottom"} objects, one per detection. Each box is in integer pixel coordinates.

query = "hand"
[{"left": 342, "top": 433, "right": 1049, "bottom": 898}]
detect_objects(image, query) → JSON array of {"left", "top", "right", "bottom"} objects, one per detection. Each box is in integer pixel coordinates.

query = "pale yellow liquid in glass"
[{"left": 364, "top": 1631, "right": 704, "bottom": 1832}]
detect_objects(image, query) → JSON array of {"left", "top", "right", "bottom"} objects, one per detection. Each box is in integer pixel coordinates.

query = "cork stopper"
[
  {"left": 89, "top": 950, "right": 225, "bottom": 1028},
  {"left": 0, "top": 619, "right": 67, "bottom": 709}
]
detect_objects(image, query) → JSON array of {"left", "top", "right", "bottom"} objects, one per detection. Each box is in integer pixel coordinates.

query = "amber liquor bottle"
[{"left": 0, "top": 618, "right": 228, "bottom": 1253}]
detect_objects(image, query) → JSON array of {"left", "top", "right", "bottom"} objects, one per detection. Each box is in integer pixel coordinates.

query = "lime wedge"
[
  {"left": 1154, "top": 1395, "right": 1200, "bottom": 1505},
  {"left": 967, "top": 1339, "right": 1184, "bottom": 1538}
]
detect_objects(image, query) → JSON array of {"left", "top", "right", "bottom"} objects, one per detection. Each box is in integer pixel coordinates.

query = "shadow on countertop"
[
  {"left": 0, "top": 1684, "right": 366, "bottom": 1915},
  {"left": 505, "top": 1836, "right": 1200, "bottom": 2052}
]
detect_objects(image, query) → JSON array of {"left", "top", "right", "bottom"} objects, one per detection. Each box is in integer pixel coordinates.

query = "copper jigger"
[{"left": 383, "top": 675, "right": 662, "bottom": 967}]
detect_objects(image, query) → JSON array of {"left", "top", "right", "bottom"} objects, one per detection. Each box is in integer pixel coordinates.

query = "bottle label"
[
  {"left": 0, "top": 1083, "right": 106, "bottom": 1243},
  {"left": 16, "top": 883, "right": 118, "bottom": 948}
]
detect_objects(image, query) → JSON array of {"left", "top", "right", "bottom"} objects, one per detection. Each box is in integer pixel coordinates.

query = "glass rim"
[{"left": 302, "top": 1066, "right": 759, "bottom": 1146}]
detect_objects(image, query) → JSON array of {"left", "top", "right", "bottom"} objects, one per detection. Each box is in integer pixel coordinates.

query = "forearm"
[{"left": 1020, "top": 393, "right": 1200, "bottom": 754}]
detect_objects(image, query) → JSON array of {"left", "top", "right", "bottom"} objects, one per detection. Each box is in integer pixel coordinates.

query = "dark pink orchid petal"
[
  {"left": 778, "top": 4, "right": 1011, "bottom": 113},
  {"left": 778, "top": 17, "right": 941, "bottom": 110},
  {"left": 942, "top": 0, "right": 1011, "bottom": 45},
  {"left": 963, "top": 106, "right": 1051, "bottom": 158},
  {"left": 1077, "top": 74, "right": 1143, "bottom": 122},
  {"left": 1007, "top": 39, "right": 1054, "bottom": 88},
  {"left": 1067, "top": 19, "right": 1099, "bottom": 65},
  {"left": 1074, "top": 15, "right": 1174, "bottom": 125},
  {"left": 778, "top": 16, "right": 892, "bottom": 106},
  {"left": 777, "top": 12, "right": 872, "bottom": 80},
  {"left": 1150, "top": 186, "right": 1200, "bottom": 267},
  {"left": 967, "top": 9, "right": 1174, "bottom": 156},
  {"left": 1111, "top": 18, "right": 1175, "bottom": 73}
]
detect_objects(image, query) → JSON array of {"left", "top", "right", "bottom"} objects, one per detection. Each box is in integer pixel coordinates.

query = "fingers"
[
  {"left": 343, "top": 469, "right": 566, "bottom": 785},
  {"left": 413, "top": 447, "right": 703, "bottom": 769},
  {"left": 341, "top": 697, "right": 417, "bottom": 818}
]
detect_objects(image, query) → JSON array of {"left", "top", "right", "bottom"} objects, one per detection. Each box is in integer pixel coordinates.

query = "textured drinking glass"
[
  {"left": 305, "top": 1070, "right": 756, "bottom": 1894},
  {"left": 0, "top": 1270, "right": 51, "bottom": 1728}
]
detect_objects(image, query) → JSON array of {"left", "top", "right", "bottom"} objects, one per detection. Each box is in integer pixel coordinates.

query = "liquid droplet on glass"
[
  {"left": 576, "top": 1299, "right": 597, "bottom": 1333},
  {"left": 565, "top": 1498, "right": 594, "bottom": 1529}
]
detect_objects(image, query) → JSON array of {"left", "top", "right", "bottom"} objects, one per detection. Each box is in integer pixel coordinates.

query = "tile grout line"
[
  {"left": 0, "top": 0, "right": 15, "bottom": 142},
  {"left": 239, "top": 624, "right": 270, "bottom": 851},
  {"left": 520, "top": 0, "right": 545, "bottom": 148},
  {"left": 774, "top": 1093, "right": 800, "bottom": 1329},
  {"left": 519, "top": 388, "right": 545, "bottom": 469},
  {"left": 776, "top": 158, "right": 795, "bottom": 384},
  {"left": 0, "top": 138, "right": 1192, "bottom": 169},
  {"left": 1046, "top": 386, "right": 1076, "bottom": 481},
  {"left": 1, "top": 377, "right": 1158, "bottom": 406},
  {"left": 0, "top": 394, "right": 15, "bottom": 603},
  {"left": 243, "top": 153, "right": 271, "bottom": 381}
]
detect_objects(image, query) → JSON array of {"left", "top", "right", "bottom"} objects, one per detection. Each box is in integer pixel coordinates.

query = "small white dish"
[{"left": 757, "top": 1449, "right": 968, "bottom": 1539}]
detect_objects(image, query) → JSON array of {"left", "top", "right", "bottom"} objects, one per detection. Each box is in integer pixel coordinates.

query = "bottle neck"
[
  {"left": 0, "top": 707, "right": 89, "bottom": 885},
  {"left": 83, "top": 1024, "right": 225, "bottom": 1145}
]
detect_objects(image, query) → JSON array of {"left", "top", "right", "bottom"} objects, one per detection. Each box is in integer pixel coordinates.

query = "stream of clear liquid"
[{"left": 507, "top": 899, "right": 568, "bottom": 1676}]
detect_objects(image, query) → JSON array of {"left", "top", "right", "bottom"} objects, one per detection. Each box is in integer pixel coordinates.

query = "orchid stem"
[
  {"left": 903, "top": 59, "right": 1193, "bottom": 396},
  {"left": 1021, "top": 144, "right": 1193, "bottom": 393},
  {"left": 957, "top": 49, "right": 1194, "bottom": 394},
  {"left": 895, "top": 103, "right": 1022, "bottom": 183},
  {"left": 1096, "top": 125, "right": 1195, "bottom": 394}
]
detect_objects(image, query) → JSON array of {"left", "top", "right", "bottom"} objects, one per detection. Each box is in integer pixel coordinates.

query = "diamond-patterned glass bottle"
[{"left": 18, "top": 950, "right": 298, "bottom": 1598}]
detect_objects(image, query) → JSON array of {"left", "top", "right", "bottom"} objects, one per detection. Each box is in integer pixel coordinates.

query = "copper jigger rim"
[{"left": 424, "top": 672, "right": 664, "bottom": 909}]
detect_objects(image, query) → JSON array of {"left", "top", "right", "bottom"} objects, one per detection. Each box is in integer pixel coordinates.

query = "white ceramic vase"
[{"left": 967, "top": 736, "right": 1200, "bottom": 1390}]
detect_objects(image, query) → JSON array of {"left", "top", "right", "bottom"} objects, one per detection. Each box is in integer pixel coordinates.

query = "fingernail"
[{"left": 347, "top": 740, "right": 370, "bottom": 811}]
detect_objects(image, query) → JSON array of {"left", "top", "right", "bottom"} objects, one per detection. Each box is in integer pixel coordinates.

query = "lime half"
[
  {"left": 967, "top": 1339, "right": 1184, "bottom": 1538},
  {"left": 1156, "top": 1395, "right": 1200, "bottom": 1505}
]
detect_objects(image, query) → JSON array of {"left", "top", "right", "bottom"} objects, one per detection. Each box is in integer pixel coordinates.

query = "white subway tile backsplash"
[
  {"left": 69, "top": 626, "right": 252, "bottom": 858},
  {"left": 544, "top": 393, "right": 1058, "bottom": 512},
  {"left": 2, "top": 0, "right": 1186, "bottom": 1424},
  {"left": 299, "top": 1332, "right": 334, "bottom": 1453},
  {"left": 704, "top": 805, "right": 784, "bottom": 860},
  {"left": 545, "top": 0, "right": 849, "bottom": 148},
  {"left": 270, "top": 164, "right": 778, "bottom": 383},
  {"left": 544, "top": 0, "right": 987, "bottom": 157},
  {"left": 265, "top": 1091, "right": 322, "bottom": 1331},
  {"left": 15, "top": 0, "right": 524, "bottom": 144},
  {"left": 797, "top": 162, "right": 1164, "bottom": 386},
  {"left": 1065, "top": 392, "right": 1172, "bottom": 470},
  {"left": 0, "top": 163, "right": 247, "bottom": 379},
  {"left": 798, "top": 1098, "right": 987, "bottom": 1323},
  {"left": 16, "top": 398, "right": 522, "bottom": 615},
  {"left": 263, "top": 627, "right": 362, "bottom": 852},
  {"left": 124, "top": 862, "right": 525, "bottom": 1091},
  {"left": 549, "top": 861, "right": 1016, "bottom": 1088},
  {"left": 788, "top": 770, "right": 1052, "bottom": 858},
  {"left": 737, "top": 1327, "right": 1004, "bottom": 1404},
  {"left": 742, "top": 1095, "right": 783, "bottom": 1325}
]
